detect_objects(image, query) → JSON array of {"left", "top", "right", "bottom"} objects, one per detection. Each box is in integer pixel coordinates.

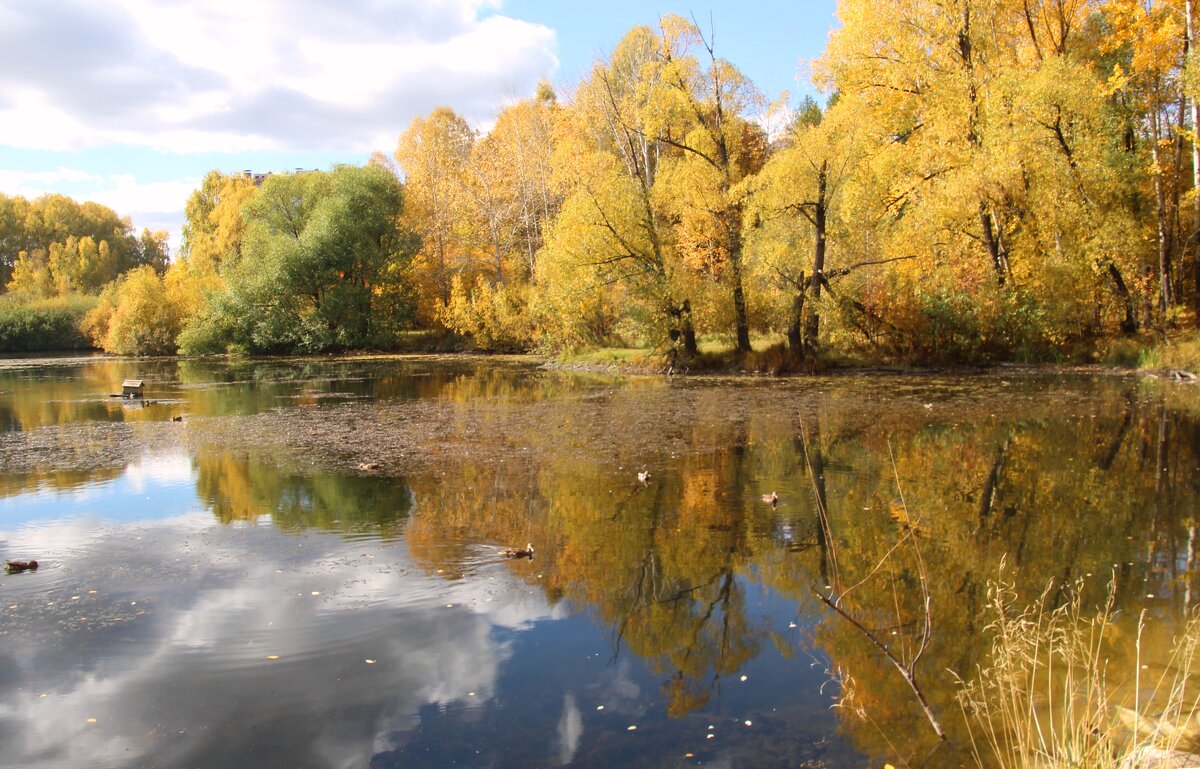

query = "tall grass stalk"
[{"left": 958, "top": 573, "right": 1200, "bottom": 769}]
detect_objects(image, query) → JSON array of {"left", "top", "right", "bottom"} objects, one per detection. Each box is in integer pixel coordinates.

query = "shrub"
[
  {"left": 0, "top": 294, "right": 96, "bottom": 352},
  {"left": 83, "top": 266, "right": 181, "bottom": 356},
  {"left": 441, "top": 275, "right": 536, "bottom": 352}
]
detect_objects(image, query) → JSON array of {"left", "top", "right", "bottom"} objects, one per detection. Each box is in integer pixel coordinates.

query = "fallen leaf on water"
[
  {"left": 744, "top": 720, "right": 753, "bottom": 726},
  {"left": 266, "top": 655, "right": 280, "bottom": 661},
  {"left": 86, "top": 718, "right": 97, "bottom": 724},
  {"left": 365, "top": 659, "right": 376, "bottom": 664},
  {"left": 627, "top": 725, "right": 637, "bottom": 731}
]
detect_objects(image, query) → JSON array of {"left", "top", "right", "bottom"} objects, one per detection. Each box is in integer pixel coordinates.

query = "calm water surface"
[{"left": 1, "top": 355, "right": 1197, "bottom": 769}]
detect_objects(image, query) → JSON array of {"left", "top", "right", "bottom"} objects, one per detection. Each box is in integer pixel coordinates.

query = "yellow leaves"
[{"left": 1102, "top": 0, "right": 1184, "bottom": 77}]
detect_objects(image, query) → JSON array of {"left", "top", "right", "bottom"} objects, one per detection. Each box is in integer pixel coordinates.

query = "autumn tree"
[
  {"left": 749, "top": 101, "right": 870, "bottom": 356},
  {"left": 538, "top": 24, "right": 700, "bottom": 356},
  {"left": 1, "top": 193, "right": 154, "bottom": 298},
  {"left": 648, "top": 15, "right": 770, "bottom": 354},
  {"left": 810, "top": 0, "right": 1162, "bottom": 357},
  {"left": 394, "top": 108, "right": 476, "bottom": 320},
  {"left": 83, "top": 265, "right": 181, "bottom": 355}
]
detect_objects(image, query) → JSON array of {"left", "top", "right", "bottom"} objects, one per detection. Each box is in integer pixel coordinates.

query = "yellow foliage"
[
  {"left": 83, "top": 266, "right": 181, "bottom": 356},
  {"left": 440, "top": 274, "right": 535, "bottom": 351}
]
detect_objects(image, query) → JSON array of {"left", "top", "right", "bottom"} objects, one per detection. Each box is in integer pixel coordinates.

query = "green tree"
[{"left": 181, "top": 165, "right": 416, "bottom": 354}]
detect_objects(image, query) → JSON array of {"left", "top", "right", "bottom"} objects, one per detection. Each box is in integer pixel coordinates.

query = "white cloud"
[
  {"left": 0, "top": 0, "right": 558, "bottom": 153},
  {"left": 90, "top": 176, "right": 202, "bottom": 218},
  {"left": 0, "top": 166, "right": 98, "bottom": 190}
]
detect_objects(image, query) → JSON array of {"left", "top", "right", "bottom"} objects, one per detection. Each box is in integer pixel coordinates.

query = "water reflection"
[{"left": 1, "top": 356, "right": 1199, "bottom": 768}]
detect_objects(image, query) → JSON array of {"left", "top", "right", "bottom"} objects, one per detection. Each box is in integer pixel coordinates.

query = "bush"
[
  {"left": 441, "top": 275, "right": 536, "bottom": 352},
  {"left": 0, "top": 294, "right": 96, "bottom": 352},
  {"left": 83, "top": 266, "right": 181, "bottom": 356}
]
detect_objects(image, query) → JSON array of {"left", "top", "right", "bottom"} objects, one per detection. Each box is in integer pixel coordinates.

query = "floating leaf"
[{"left": 266, "top": 655, "right": 280, "bottom": 661}]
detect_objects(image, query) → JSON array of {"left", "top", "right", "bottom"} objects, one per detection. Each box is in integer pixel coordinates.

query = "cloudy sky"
[{"left": 0, "top": 0, "right": 838, "bottom": 252}]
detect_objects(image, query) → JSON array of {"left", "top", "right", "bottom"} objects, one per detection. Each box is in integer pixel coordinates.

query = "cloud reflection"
[
  {"left": 0, "top": 520, "right": 557, "bottom": 769},
  {"left": 556, "top": 692, "right": 583, "bottom": 765}
]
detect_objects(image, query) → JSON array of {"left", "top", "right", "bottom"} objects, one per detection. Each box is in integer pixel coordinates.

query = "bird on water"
[
  {"left": 6, "top": 560, "right": 38, "bottom": 574},
  {"left": 501, "top": 543, "right": 534, "bottom": 559}
]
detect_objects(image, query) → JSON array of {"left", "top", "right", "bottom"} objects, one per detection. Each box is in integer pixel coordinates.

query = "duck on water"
[{"left": 501, "top": 543, "right": 534, "bottom": 559}]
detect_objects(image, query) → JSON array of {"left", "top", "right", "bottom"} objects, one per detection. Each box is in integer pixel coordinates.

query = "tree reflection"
[
  {"left": 396, "top": 378, "right": 1200, "bottom": 765},
  {"left": 6, "top": 357, "right": 1200, "bottom": 767},
  {"left": 192, "top": 452, "right": 412, "bottom": 535}
]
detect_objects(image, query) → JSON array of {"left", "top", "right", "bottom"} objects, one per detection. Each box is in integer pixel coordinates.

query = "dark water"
[{"left": 0, "top": 355, "right": 1197, "bottom": 769}]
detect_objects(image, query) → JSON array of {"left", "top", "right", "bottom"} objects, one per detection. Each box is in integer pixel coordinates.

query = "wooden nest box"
[{"left": 122, "top": 379, "right": 145, "bottom": 398}]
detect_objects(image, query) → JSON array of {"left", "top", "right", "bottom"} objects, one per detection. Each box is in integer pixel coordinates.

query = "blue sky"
[{"left": 0, "top": 1, "right": 838, "bottom": 252}]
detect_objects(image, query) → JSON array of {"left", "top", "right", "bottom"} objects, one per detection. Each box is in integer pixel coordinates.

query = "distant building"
[{"left": 242, "top": 168, "right": 316, "bottom": 187}]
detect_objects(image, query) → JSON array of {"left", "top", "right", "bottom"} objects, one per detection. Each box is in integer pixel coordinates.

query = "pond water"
[{"left": 0, "top": 355, "right": 1197, "bottom": 769}]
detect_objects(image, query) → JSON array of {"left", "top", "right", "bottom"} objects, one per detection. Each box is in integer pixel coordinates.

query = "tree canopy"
[{"left": 19, "top": 4, "right": 1200, "bottom": 361}]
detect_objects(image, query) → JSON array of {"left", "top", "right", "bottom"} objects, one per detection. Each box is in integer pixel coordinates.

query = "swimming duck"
[
  {"left": 6, "top": 560, "right": 38, "bottom": 573},
  {"left": 762, "top": 492, "right": 779, "bottom": 506},
  {"left": 502, "top": 543, "right": 534, "bottom": 559},
  {"left": 357, "top": 462, "right": 382, "bottom": 471}
]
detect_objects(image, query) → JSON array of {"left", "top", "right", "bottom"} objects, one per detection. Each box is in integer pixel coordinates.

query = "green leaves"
[{"left": 185, "top": 165, "right": 415, "bottom": 355}]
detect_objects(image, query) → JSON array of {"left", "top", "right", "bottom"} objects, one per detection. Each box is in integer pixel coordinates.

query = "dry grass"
[
  {"left": 957, "top": 572, "right": 1200, "bottom": 769},
  {"left": 1140, "top": 333, "right": 1200, "bottom": 374}
]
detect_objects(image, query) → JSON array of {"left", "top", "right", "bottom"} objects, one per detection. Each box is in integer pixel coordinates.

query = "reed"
[{"left": 957, "top": 573, "right": 1200, "bottom": 769}]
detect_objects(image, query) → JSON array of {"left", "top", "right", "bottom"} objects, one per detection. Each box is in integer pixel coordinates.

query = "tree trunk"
[
  {"left": 668, "top": 299, "right": 698, "bottom": 359},
  {"left": 787, "top": 287, "right": 805, "bottom": 355},
  {"left": 1150, "top": 108, "right": 1175, "bottom": 312},
  {"left": 1108, "top": 262, "right": 1139, "bottom": 335},
  {"left": 1189, "top": 0, "right": 1200, "bottom": 320},
  {"left": 728, "top": 213, "right": 752, "bottom": 354},
  {"left": 803, "top": 163, "right": 829, "bottom": 355},
  {"left": 681, "top": 300, "right": 698, "bottom": 357},
  {"left": 980, "top": 204, "right": 1008, "bottom": 285}
]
